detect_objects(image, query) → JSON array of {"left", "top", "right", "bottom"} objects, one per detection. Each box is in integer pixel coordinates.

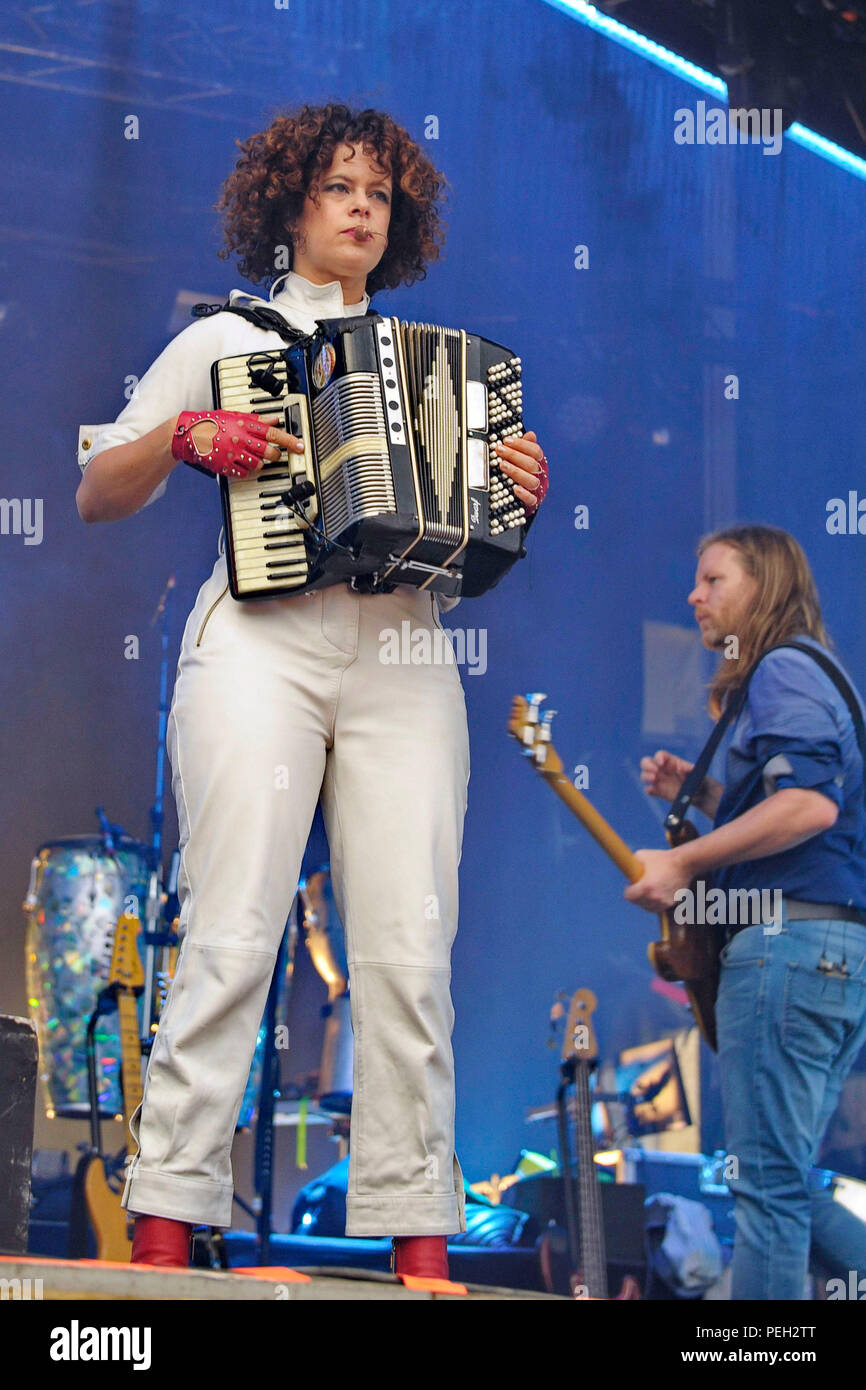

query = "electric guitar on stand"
[
  {"left": 77, "top": 911, "right": 145, "bottom": 1261},
  {"left": 508, "top": 693, "right": 719, "bottom": 1050},
  {"left": 556, "top": 988, "right": 640, "bottom": 1300}
]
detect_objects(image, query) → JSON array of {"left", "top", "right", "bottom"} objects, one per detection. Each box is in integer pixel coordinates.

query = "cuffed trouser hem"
[
  {"left": 121, "top": 1167, "right": 234, "bottom": 1229},
  {"left": 345, "top": 1192, "right": 466, "bottom": 1238}
]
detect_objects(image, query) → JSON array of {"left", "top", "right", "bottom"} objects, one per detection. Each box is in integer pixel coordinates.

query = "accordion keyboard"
[
  {"left": 486, "top": 356, "right": 526, "bottom": 536},
  {"left": 213, "top": 353, "right": 316, "bottom": 595}
]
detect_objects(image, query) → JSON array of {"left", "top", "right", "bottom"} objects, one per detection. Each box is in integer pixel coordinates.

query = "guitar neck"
[
  {"left": 116, "top": 991, "right": 143, "bottom": 1135},
  {"left": 573, "top": 1063, "right": 608, "bottom": 1299},
  {"left": 541, "top": 769, "right": 643, "bottom": 883}
]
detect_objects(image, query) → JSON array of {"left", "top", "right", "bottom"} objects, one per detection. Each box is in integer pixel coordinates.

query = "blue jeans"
[{"left": 717, "top": 918, "right": 866, "bottom": 1300}]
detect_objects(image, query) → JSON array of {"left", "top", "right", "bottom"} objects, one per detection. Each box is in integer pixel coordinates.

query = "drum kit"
[{"left": 20, "top": 576, "right": 353, "bottom": 1252}]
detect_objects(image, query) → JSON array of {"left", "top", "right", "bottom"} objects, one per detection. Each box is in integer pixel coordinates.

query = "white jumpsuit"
[{"left": 89, "top": 272, "right": 470, "bottom": 1236}]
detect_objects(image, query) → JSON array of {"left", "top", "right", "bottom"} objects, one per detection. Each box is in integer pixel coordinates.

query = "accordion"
[{"left": 211, "top": 315, "right": 532, "bottom": 601}]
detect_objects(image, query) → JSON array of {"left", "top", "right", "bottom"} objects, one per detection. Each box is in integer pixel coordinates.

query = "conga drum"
[{"left": 23, "top": 837, "right": 150, "bottom": 1119}]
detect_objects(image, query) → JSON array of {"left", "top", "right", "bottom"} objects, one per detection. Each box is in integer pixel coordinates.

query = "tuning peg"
[
  {"left": 537, "top": 710, "right": 557, "bottom": 741},
  {"left": 532, "top": 742, "right": 549, "bottom": 768}
]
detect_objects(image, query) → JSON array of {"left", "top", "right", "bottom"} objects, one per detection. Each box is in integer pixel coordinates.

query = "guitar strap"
[
  {"left": 666, "top": 640, "right": 866, "bottom": 832},
  {"left": 664, "top": 684, "right": 749, "bottom": 833}
]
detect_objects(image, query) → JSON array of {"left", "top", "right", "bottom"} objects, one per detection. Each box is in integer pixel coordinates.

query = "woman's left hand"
[{"left": 494, "top": 430, "right": 549, "bottom": 512}]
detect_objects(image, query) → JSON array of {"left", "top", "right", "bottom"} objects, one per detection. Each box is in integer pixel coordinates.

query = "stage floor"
[{"left": 0, "top": 1253, "right": 562, "bottom": 1301}]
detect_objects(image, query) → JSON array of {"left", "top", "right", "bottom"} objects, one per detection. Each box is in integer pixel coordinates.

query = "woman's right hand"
[
  {"left": 640, "top": 750, "right": 694, "bottom": 802},
  {"left": 171, "top": 410, "right": 284, "bottom": 478}
]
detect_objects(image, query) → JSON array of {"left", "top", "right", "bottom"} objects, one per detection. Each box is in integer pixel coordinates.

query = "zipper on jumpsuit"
[{"left": 195, "top": 583, "right": 230, "bottom": 647}]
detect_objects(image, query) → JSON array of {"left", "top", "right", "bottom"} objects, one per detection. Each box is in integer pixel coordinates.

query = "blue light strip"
[
  {"left": 541, "top": 0, "right": 726, "bottom": 94},
  {"left": 541, "top": 0, "right": 866, "bottom": 183},
  {"left": 787, "top": 122, "right": 866, "bottom": 181}
]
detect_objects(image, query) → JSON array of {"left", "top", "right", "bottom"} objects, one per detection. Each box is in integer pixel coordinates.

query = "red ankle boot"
[
  {"left": 392, "top": 1235, "right": 449, "bottom": 1280},
  {"left": 130, "top": 1214, "right": 192, "bottom": 1267}
]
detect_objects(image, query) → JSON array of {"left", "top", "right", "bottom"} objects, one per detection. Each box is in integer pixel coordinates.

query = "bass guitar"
[
  {"left": 508, "top": 693, "right": 719, "bottom": 1050},
  {"left": 557, "top": 988, "right": 641, "bottom": 1299}
]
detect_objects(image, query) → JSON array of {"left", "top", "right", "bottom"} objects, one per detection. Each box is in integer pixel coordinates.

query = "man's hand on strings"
[{"left": 640, "top": 750, "right": 694, "bottom": 803}]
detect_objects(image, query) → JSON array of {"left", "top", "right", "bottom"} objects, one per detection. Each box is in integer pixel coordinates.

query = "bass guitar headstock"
[
  {"left": 508, "top": 693, "right": 565, "bottom": 777},
  {"left": 562, "top": 987, "right": 599, "bottom": 1066}
]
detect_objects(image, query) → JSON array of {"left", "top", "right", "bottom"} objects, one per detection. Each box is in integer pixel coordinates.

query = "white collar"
[
  {"left": 272, "top": 270, "right": 369, "bottom": 316},
  {"left": 227, "top": 270, "right": 369, "bottom": 334}
]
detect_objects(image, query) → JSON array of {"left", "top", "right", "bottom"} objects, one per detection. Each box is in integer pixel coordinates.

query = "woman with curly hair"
[{"left": 76, "top": 102, "right": 549, "bottom": 1282}]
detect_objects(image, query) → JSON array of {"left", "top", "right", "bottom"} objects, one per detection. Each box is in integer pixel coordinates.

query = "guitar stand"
[
  {"left": 251, "top": 926, "right": 289, "bottom": 1265},
  {"left": 205, "top": 919, "right": 294, "bottom": 1269},
  {"left": 68, "top": 999, "right": 128, "bottom": 1259},
  {"left": 84, "top": 996, "right": 134, "bottom": 1195},
  {"left": 191, "top": 1227, "right": 230, "bottom": 1270},
  {"left": 555, "top": 1056, "right": 583, "bottom": 1281}
]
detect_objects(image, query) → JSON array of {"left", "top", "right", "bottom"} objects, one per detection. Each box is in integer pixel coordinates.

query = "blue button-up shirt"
[{"left": 713, "top": 636, "right": 866, "bottom": 910}]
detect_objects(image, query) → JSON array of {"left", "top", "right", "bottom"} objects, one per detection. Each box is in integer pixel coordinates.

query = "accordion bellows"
[{"left": 211, "top": 314, "right": 531, "bottom": 600}]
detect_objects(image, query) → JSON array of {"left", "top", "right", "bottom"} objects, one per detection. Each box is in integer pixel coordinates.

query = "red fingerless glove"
[
  {"left": 525, "top": 454, "right": 549, "bottom": 513},
  {"left": 171, "top": 410, "right": 272, "bottom": 479}
]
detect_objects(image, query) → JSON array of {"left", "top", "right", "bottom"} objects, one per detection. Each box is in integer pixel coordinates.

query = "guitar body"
[
  {"left": 83, "top": 1154, "right": 132, "bottom": 1262},
  {"left": 648, "top": 822, "right": 720, "bottom": 1051}
]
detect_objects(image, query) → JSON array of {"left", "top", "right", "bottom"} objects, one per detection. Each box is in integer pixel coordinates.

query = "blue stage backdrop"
[{"left": 2, "top": 0, "right": 865, "bottom": 1193}]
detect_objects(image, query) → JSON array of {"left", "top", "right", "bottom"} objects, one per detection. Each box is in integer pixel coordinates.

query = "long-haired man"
[{"left": 627, "top": 524, "right": 866, "bottom": 1300}]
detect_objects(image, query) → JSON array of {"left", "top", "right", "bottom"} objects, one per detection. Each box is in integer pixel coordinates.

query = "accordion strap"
[
  {"left": 191, "top": 298, "right": 308, "bottom": 345},
  {"left": 191, "top": 298, "right": 381, "bottom": 345}
]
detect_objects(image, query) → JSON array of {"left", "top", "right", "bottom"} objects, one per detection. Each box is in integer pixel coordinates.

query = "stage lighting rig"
[
  {"left": 593, "top": 0, "right": 866, "bottom": 159},
  {"left": 716, "top": 0, "right": 810, "bottom": 132}
]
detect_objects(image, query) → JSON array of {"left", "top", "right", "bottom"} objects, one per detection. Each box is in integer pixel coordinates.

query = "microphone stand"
[
  {"left": 148, "top": 574, "right": 175, "bottom": 874},
  {"left": 140, "top": 576, "right": 179, "bottom": 1044}
]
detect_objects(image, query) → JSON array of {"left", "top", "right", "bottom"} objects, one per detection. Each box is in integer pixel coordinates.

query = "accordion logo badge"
[{"left": 312, "top": 342, "right": 337, "bottom": 391}]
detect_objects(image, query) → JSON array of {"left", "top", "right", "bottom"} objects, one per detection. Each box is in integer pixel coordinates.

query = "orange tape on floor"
[
  {"left": 396, "top": 1273, "right": 468, "bottom": 1295},
  {"left": 0, "top": 1254, "right": 185, "bottom": 1273},
  {"left": 231, "top": 1266, "right": 312, "bottom": 1283},
  {"left": 0, "top": 1254, "right": 310, "bottom": 1282}
]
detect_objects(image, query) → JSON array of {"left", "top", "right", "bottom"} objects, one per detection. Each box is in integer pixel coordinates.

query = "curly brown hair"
[{"left": 215, "top": 103, "right": 449, "bottom": 296}]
